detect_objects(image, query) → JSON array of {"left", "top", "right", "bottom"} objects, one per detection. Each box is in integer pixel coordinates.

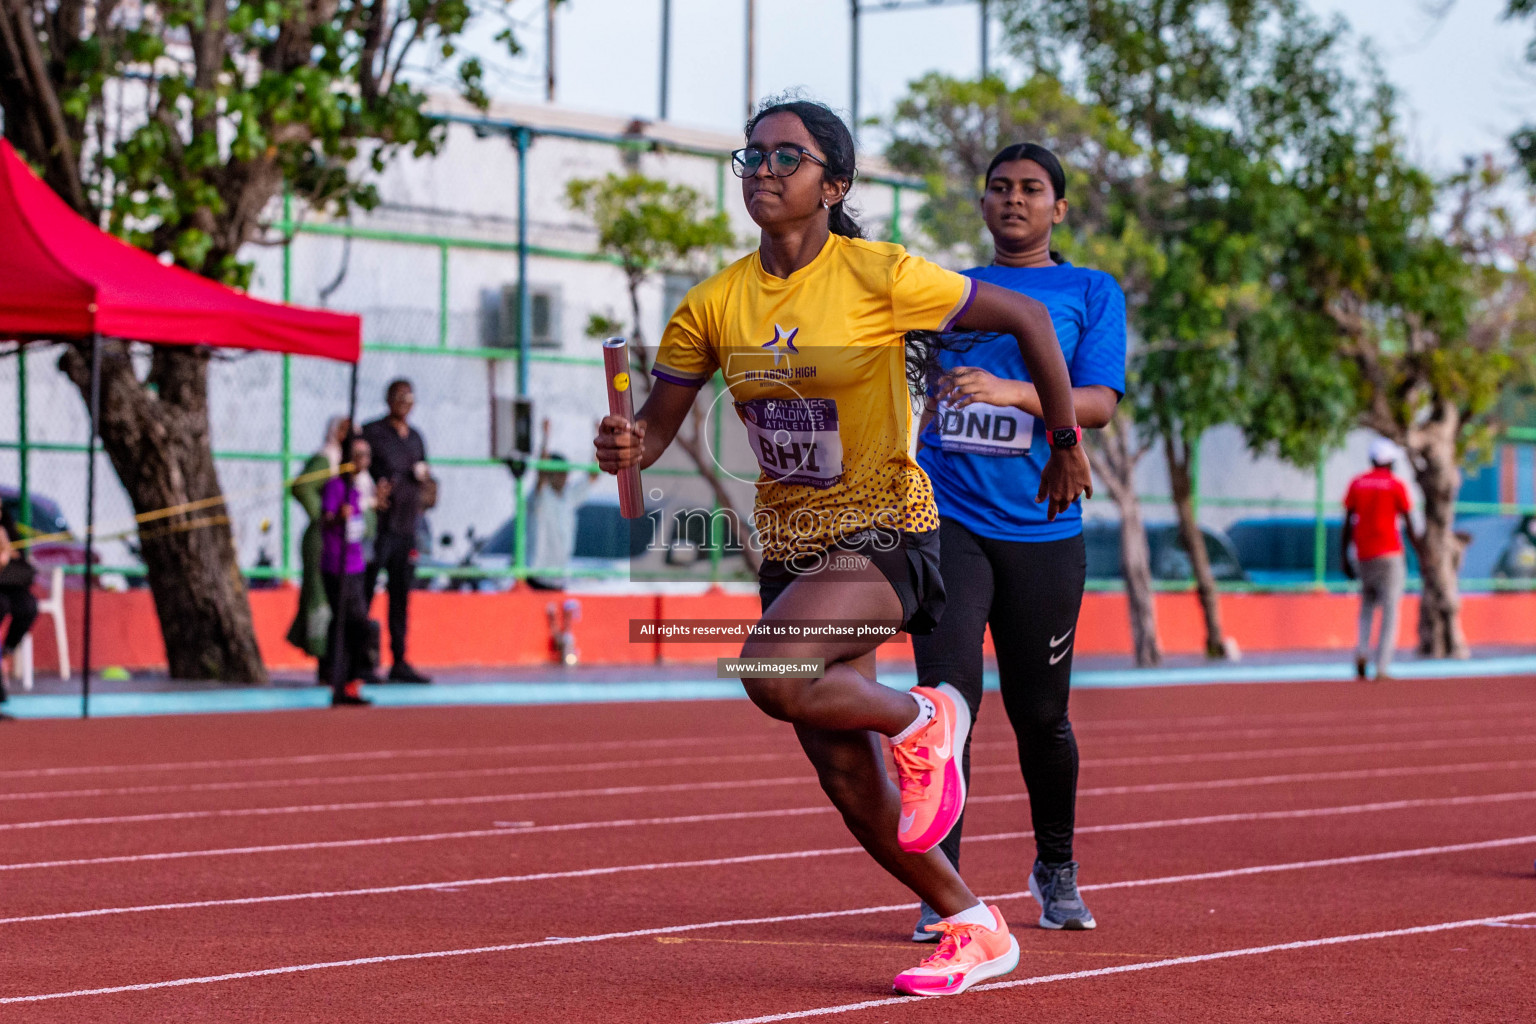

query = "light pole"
[
  {"left": 848, "top": 0, "right": 990, "bottom": 142},
  {"left": 659, "top": 0, "right": 672, "bottom": 121},
  {"left": 745, "top": 0, "right": 756, "bottom": 120},
  {"left": 546, "top": 0, "right": 557, "bottom": 101}
]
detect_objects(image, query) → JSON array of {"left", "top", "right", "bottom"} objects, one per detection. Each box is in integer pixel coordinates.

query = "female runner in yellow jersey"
[{"left": 594, "top": 98, "right": 1092, "bottom": 997}]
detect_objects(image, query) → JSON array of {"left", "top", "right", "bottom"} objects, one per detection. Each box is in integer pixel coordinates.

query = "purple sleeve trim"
[
  {"left": 940, "top": 278, "right": 977, "bottom": 331},
  {"left": 651, "top": 367, "right": 707, "bottom": 388}
]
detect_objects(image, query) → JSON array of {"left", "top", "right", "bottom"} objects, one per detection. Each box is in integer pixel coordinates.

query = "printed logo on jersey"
[
  {"left": 761, "top": 323, "right": 799, "bottom": 366},
  {"left": 935, "top": 400, "right": 1034, "bottom": 457},
  {"left": 738, "top": 397, "right": 844, "bottom": 489}
]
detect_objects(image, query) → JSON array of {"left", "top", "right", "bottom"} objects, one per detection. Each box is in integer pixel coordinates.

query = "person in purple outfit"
[{"left": 319, "top": 437, "right": 379, "bottom": 706}]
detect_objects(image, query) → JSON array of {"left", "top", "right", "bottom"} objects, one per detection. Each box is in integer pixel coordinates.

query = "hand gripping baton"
[{"left": 603, "top": 337, "right": 645, "bottom": 519}]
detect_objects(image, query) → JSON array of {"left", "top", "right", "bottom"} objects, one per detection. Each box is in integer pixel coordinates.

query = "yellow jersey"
[{"left": 653, "top": 233, "right": 976, "bottom": 560}]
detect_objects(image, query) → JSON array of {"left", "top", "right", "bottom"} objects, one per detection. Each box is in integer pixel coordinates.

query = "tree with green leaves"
[
  {"left": 991, "top": 0, "right": 1359, "bottom": 658},
  {"left": 0, "top": 0, "right": 541, "bottom": 680},
  {"left": 564, "top": 172, "right": 755, "bottom": 571},
  {"left": 1274, "top": 82, "right": 1536, "bottom": 657}
]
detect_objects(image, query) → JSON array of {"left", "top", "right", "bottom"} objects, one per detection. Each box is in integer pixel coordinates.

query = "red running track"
[{"left": 2, "top": 676, "right": 1535, "bottom": 1022}]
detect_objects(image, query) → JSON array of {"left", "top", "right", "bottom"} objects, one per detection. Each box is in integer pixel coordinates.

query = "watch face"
[{"left": 1050, "top": 427, "right": 1080, "bottom": 448}]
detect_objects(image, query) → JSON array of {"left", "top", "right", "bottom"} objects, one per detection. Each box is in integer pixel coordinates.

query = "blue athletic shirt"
[{"left": 916, "top": 262, "right": 1127, "bottom": 542}]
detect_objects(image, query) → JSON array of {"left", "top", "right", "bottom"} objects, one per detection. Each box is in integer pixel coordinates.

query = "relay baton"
[{"left": 603, "top": 337, "right": 645, "bottom": 519}]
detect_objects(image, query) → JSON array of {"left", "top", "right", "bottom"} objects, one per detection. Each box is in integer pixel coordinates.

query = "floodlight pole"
[
  {"left": 546, "top": 0, "right": 557, "bottom": 102},
  {"left": 980, "top": 0, "right": 990, "bottom": 78},
  {"left": 849, "top": 0, "right": 861, "bottom": 143},
  {"left": 659, "top": 0, "right": 672, "bottom": 121},
  {"left": 81, "top": 333, "right": 100, "bottom": 720},
  {"left": 745, "top": 0, "right": 756, "bottom": 119}
]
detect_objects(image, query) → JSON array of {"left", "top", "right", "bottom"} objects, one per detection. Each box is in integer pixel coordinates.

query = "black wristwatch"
[{"left": 1048, "top": 425, "right": 1082, "bottom": 449}]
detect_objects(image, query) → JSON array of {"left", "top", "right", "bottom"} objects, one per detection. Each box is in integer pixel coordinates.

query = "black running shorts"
[{"left": 757, "top": 528, "right": 945, "bottom": 635}]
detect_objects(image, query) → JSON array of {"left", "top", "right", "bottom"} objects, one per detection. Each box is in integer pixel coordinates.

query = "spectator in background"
[
  {"left": 319, "top": 436, "right": 376, "bottom": 706},
  {"left": 0, "top": 502, "right": 38, "bottom": 708},
  {"left": 289, "top": 417, "right": 352, "bottom": 660},
  {"left": 1343, "top": 438, "right": 1418, "bottom": 681},
  {"left": 363, "top": 379, "right": 433, "bottom": 683},
  {"left": 527, "top": 418, "right": 598, "bottom": 590}
]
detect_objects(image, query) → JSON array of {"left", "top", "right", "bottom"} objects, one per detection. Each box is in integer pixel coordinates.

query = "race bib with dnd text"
[
  {"left": 738, "top": 397, "right": 844, "bottom": 489},
  {"left": 936, "top": 400, "right": 1034, "bottom": 456}
]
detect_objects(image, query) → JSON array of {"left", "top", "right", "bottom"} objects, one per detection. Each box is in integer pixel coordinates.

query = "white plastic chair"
[{"left": 16, "top": 566, "right": 69, "bottom": 691}]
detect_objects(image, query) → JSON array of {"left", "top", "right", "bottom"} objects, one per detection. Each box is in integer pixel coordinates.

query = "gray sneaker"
[
  {"left": 1029, "top": 859, "right": 1097, "bottom": 930},
  {"left": 910, "top": 900, "right": 943, "bottom": 942}
]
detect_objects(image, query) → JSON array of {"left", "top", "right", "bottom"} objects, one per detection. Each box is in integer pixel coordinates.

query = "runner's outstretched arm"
[{"left": 593, "top": 379, "right": 700, "bottom": 473}]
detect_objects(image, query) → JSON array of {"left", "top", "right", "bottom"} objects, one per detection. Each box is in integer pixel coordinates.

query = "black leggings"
[
  {"left": 0, "top": 585, "right": 38, "bottom": 654},
  {"left": 320, "top": 571, "right": 373, "bottom": 689},
  {"left": 913, "top": 519, "right": 1086, "bottom": 866},
  {"left": 365, "top": 532, "right": 416, "bottom": 665}
]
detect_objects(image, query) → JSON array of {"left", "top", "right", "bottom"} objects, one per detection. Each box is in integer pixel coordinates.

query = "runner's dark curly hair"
[{"left": 903, "top": 330, "right": 999, "bottom": 405}]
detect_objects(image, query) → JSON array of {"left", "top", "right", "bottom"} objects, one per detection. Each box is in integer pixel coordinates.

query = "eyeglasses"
[{"left": 730, "top": 145, "right": 829, "bottom": 179}]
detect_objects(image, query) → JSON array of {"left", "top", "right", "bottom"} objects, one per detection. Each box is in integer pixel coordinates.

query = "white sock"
[
  {"left": 891, "top": 691, "right": 936, "bottom": 745},
  {"left": 943, "top": 902, "right": 995, "bottom": 929}
]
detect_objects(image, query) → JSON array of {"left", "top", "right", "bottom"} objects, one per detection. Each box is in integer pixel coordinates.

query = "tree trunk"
[
  {"left": 1407, "top": 407, "right": 1469, "bottom": 659},
  {"left": 1163, "top": 432, "right": 1226, "bottom": 658},
  {"left": 60, "top": 340, "right": 268, "bottom": 682},
  {"left": 1086, "top": 412, "right": 1161, "bottom": 667}
]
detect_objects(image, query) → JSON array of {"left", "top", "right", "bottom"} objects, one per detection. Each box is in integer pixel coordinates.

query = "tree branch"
[
  {"left": 1, "top": 0, "right": 88, "bottom": 212},
  {"left": 191, "top": 0, "right": 228, "bottom": 142}
]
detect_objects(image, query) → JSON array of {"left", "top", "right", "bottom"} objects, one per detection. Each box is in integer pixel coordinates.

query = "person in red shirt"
[{"left": 1342, "top": 438, "right": 1417, "bottom": 680}]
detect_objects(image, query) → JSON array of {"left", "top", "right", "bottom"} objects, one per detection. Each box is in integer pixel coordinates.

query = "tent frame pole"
[
  {"left": 81, "top": 334, "right": 101, "bottom": 719},
  {"left": 329, "top": 362, "right": 361, "bottom": 692}
]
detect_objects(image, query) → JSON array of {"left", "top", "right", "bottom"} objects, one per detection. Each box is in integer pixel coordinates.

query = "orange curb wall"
[{"left": 22, "top": 587, "right": 1536, "bottom": 675}]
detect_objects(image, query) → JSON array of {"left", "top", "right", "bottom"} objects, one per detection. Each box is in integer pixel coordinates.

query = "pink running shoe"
[
  {"left": 893, "top": 683, "right": 970, "bottom": 853},
  {"left": 893, "top": 905, "right": 1020, "bottom": 996}
]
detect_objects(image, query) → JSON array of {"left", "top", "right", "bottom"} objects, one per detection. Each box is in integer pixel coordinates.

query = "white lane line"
[
  {"left": 0, "top": 752, "right": 796, "bottom": 804},
  {"left": 3, "top": 795, "right": 1532, "bottom": 923},
  {"left": 16, "top": 743, "right": 1534, "bottom": 809},
  {"left": 1090, "top": 715, "right": 1536, "bottom": 747},
  {"left": 4, "top": 775, "right": 1532, "bottom": 875},
  {"left": 1029, "top": 790, "right": 1536, "bottom": 836},
  {"left": 0, "top": 733, "right": 780, "bottom": 781},
  {"left": 1003, "top": 758, "right": 1536, "bottom": 799},
  {"left": 1083, "top": 733, "right": 1536, "bottom": 769},
  {"left": 0, "top": 775, "right": 817, "bottom": 832},
  {"left": 6, "top": 698, "right": 1530, "bottom": 784},
  {"left": 12, "top": 733, "right": 1536, "bottom": 835},
  {"left": 1078, "top": 698, "right": 1536, "bottom": 733},
  {"left": 706, "top": 910, "right": 1536, "bottom": 1024},
  {"left": 3, "top": 838, "right": 1533, "bottom": 1006},
  {"left": 14, "top": 738, "right": 1536, "bottom": 809}
]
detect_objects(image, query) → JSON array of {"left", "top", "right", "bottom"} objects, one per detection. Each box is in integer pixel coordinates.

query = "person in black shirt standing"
[{"left": 362, "top": 379, "right": 433, "bottom": 683}]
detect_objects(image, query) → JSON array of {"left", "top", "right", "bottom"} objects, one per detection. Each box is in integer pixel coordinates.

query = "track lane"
[
  {"left": 4, "top": 831, "right": 1533, "bottom": 1020},
  {"left": 2, "top": 787, "right": 1533, "bottom": 994},
  {"left": 4, "top": 676, "right": 1533, "bottom": 1021}
]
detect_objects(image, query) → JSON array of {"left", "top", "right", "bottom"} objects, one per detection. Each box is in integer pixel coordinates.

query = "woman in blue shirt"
[{"left": 910, "top": 143, "right": 1127, "bottom": 938}]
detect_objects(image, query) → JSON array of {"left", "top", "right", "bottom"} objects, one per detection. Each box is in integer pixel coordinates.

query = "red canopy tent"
[
  {"left": 0, "top": 139, "right": 362, "bottom": 712},
  {"left": 0, "top": 139, "right": 359, "bottom": 357}
]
